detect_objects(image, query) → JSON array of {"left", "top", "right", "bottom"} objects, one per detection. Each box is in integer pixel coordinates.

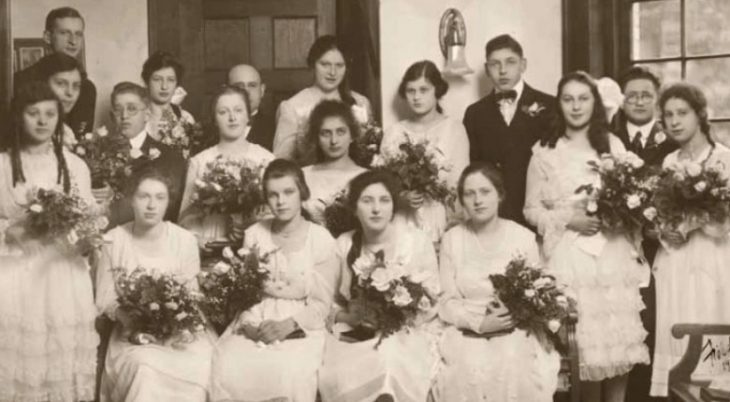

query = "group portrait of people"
[{"left": 1, "top": 5, "right": 728, "bottom": 402}]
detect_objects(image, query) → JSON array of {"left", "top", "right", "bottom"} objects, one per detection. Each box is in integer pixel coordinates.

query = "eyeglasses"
[
  {"left": 111, "top": 104, "right": 147, "bottom": 117},
  {"left": 625, "top": 93, "right": 655, "bottom": 105}
]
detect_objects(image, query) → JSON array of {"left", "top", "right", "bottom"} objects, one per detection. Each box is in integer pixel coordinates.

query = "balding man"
[{"left": 228, "top": 64, "right": 275, "bottom": 151}]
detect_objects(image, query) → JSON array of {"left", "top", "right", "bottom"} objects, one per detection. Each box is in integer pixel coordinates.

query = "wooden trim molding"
[{"left": 0, "top": 0, "right": 11, "bottom": 114}]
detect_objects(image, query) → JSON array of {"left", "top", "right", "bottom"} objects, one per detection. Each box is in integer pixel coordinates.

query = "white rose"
[
  {"left": 654, "top": 131, "right": 666, "bottom": 144},
  {"left": 194, "top": 179, "right": 206, "bottom": 189},
  {"left": 685, "top": 162, "right": 702, "bottom": 177},
  {"left": 370, "top": 268, "right": 393, "bottom": 292},
  {"left": 629, "top": 155, "right": 644, "bottom": 169},
  {"left": 84, "top": 132, "right": 93, "bottom": 141},
  {"left": 694, "top": 181, "right": 707, "bottom": 192},
  {"left": 214, "top": 261, "right": 231, "bottom": 274},
  {"left": 586, "top": 200, "right": 598, "bottom": 213},
  {"left": 149, "top": 148, "right": 161, "bottom": 159},
  {"left": 175, "top": 311, "right": 188, "bottom": 321},
  {"left": 556, "top": 295, "right": 569, "bottom": 307},
  {"left": 548, "top": 319, "right": 561, "bottom": 333},
  {"left": 211, "top": 183, "right": 223, "bottom": 192},
  {"left": 237, "top": 247, "right": 250, "bottom": 258},
  {"left": 172, "top": 126, "right": 185, "bottom": 139},
  {"left": 66, "top": 229, "right": 79, "bottom": 245},
  {"left": 626, "top": 194, "right": 642, "bottom": 209},
  {"left": 643, "top": 207, "right": 657, "bottom": 221},
  {"left": 149, "top": 302, "right": 160, "bottom": 311},
  {"left": 75, "top": 147, "right": 86, "bottom": 156},
  {"left": 418, "top": 295, "right": 432, "bottom": 311},
  {"left": 164, "top": 301, "right": 179, "bottom": 310},
  {"left": 351, "top": 105, "right": 369, "bottom": 125},
  {"left": 392, "top": 285, "right": 413, "bottom": 307},
  {"left": 533, "top": 277, "right": 552, "bottom": 289},
  {"left": 599, "top": 156, "right": 615, "bottom": 171},
  {"left": 129, "top": 148, "right": 143, "bottom": 159},
  {"left": 29, "top": 204, "right": 43, "bottom": 213},
  {"left": 222, "top": 246, "right": 235, "bottom": 260},
  {"left": 524, "top": 289, "right": 536, "bottom": 298},
  {"left": 96, "top": 216, "right": 110, "bottom": 230},
  {"left": 97, "top": 126, "right": 109, "bottom": 137},
  {"left": 371, "top": 154, "right": 385, "bottom": 167},
  {"left": 352, "top": 254, "right": 376, "bottom": 279}
]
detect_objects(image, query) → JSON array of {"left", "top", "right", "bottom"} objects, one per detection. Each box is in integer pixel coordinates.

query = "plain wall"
[
  {"left": 379, "top": 0, "right": 562, "bottom": 128},
  {"left": 11, "top": 0, "right": 148, "bottom": 129}
]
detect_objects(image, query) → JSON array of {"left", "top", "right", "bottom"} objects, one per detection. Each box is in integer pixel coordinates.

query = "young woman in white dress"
[
  {"left": 381, "top": 60, "right": 469, "bottom": 244},
  {"left": 524, "top": 71, "right": 649, "bottom": 402},
  {"left": 302, "top": 100, "right": 367, "bottom": 224},
  {"left": 96, "top": 169, "right": 216, "bottom": 402},
  {"left": 179, "top": 84, "right": 274, "bottom": 248},
  {"left": 273, "top": 35, "right": 372, "bottom": 162},
  {"left": 211, "top": 159, "right": 339, "bottom": 402},
  {"left": 0, "top": 82, "right": 98, "bottom": 402},
  {"left": 319, "top": 170, "right": 441, "bottom": 402},
  {"left": 435, "top": 163, "right": 560, "bottom": 402},
  {"left": 650, "top": 83, "right": 730, "bottom": 397},
  {"left": 141, "top": 51, "right": 196, "bottom": 142}
]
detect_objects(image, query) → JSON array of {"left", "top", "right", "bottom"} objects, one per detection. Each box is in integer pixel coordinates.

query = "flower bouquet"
[
  {"left": 322, "top": 189, "right": 357, "bottom": 237},
  {"left": 348, "top": 250, "right": 437, "bottom": 347},
  {"left": 156, "top": 108, "right": 206, "bottom": 159},
  {"left": 191, "top": 156, "right": 266, "bottom": 219},
  {"left": 371, "top": 135, "right": 454, "bottom": 206},
  {"left": 114, "top": 266, "right": 206, "bottom": 345},
  {"left": 197, "top": 246, "right": 272, "bottom": 334},
  {"left": 488, "top": 257, "right": 575, "bottom": 352},
  {"left": 350, "top": 119, "right": 384, "bottom": 168},
  {"left": 25, "top": 187, "right": 108, "bottom": 256},
  {"left": 650, "top": 158, "right": 730, "bottom": 237}
]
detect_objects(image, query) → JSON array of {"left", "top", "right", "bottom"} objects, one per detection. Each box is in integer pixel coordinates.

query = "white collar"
[
  {"left": 626, "top": 119, "right": 656, "bottom": 141},
  {"left": 129, "top": 129, "right": 148, "bottom": 149}
]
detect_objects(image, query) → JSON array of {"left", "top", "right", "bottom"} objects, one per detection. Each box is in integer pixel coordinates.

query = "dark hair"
[
  {"left": 345, "top": 170, "right": 402, "bottom": 268},
  {"left": 457, "top": 162, "right": 506, "bottom": 205},
  {"left": 397, "top": 60, "right": 449, "bottom": 114},
  {"left": 34, "top": 53, "right": 86, "bottom": 81},
  {"left": 209, "top": 84, "right": 251, "bottom": 123},
  {"left": 111, "top": 81, "right": 150, "bottom": 105},
  {"left": 307, "top": 35, "right": 356, "bottom": 106},
  {"left": 141, "top": 51, "right": 185, "bottom": 86},
  {"left": 542, "top": 71, "right": 611, "bottom": 155},
  {"left": 10, "top": 82, "right": 71, "bottom": 192},
  {"left": 45, "top": 7, "right": 84, "bottom": 32},
  {"left": 263, "top": 158, "right": 311, "bottom": 202},
  {"left": 306, "top": 100, "right": 361, "bottom": 163},
  {"left": 126, "top": 167, "right": 178, "bottom": 203},
  {"left": 659, "top": 82, "right": 713, "bottom": 143},
  {"left": 619, "top": 66, "right": 661, "bottom": 92},
  {"left": 485, "top": 34, "right": 523, "bottom": 59}
]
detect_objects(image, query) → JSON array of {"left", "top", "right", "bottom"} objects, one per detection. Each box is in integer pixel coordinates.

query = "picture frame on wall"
[{"left": 13, "top": 38, "right": 46, "bottom": 72}]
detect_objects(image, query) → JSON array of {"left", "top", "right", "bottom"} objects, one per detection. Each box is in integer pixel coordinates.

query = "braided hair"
[{"left": 10, "top": 81, "right": 71, "bottom": 193}]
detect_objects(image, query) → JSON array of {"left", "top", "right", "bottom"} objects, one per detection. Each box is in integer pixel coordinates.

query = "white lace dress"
[
  {"left": 318, "top": 224, "right": 442, "bottom": 402},
  {"left": 0, "top": 150, "right": 98, "bottom": 402},
  {"left": 524, "top": 136, "right": 650, "bottom": 381},
  {"left": 650, "top": 144, "right": 730, "bottom": 396},
  {"left": 434, "top": 221, "right": 560, "bottom": 402},
  {"left": 302, "top": 164, "right": 367, "bottom": 224}
]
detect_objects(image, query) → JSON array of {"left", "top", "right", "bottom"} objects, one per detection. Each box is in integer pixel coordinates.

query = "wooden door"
[{"left": 148, "top": 0, "right": 336, "bottom": 121}]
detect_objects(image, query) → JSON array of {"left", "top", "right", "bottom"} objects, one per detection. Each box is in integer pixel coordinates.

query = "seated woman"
[
  {"left": 141, "top": 51, "right": 196, "bottom": 142},
  {"left": 435, "top": 163, "right": 560, "bottom": 402},
  {"left": 302, "top": 100, "right": 367, "bottom": 224},
  {"left": 319, "top": 170, "right": 441, "bottom": 402},
  {"left": 211, "top": 159, "right": 339, "bottom": 402},
  {"left": 179, "top": 84, "right": 274, "bottom": 247},
  {"left": 95, "top": 169, "right": 216, "bottom": 402}
]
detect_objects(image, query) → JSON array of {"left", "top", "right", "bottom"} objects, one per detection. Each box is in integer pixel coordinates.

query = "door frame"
[{"left": 1, "top": 0, "right": 11, "bottom": 116}]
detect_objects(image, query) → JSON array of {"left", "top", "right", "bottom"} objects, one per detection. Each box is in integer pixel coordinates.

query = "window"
[{"left": 630, "top": 0, "right": 730, "bottom": 143}]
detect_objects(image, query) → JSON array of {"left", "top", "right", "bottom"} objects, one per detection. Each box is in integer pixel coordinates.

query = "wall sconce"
[{"left": 439, "top": 8, "right": 473, "bottom": 77}]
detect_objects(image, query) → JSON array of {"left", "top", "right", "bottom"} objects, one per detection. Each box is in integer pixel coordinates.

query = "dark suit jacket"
[
  {"left": 463, "top": 84, "right": 556, "bottom": 227},
  {"left": 247, "top": 110, "right": 275, "bottom": 152},
  {"left": 611, "top": 110, "right": 677, "bottom": 167},
  {"left": 108, "top": 134, "right": 187, "bottom": 228},
  {"left": 14, "top": 61, "right": 96, "bottom": 137}
]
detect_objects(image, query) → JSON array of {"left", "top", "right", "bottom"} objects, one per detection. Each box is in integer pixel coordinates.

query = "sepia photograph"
[{"left": 0, "top": 0, "right": 728, "bottom": 401}]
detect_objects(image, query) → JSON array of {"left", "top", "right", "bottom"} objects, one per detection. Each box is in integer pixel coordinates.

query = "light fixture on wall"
[{"left": 439, "top": 8, "right": 473, "bottom": 77}]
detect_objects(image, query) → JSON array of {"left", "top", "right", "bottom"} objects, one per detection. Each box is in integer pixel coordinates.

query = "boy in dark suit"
[
  {"left": 463, "top": 34, "right": 556, "bottom": 227},
  {"left": 228, "top": 64, "right": 275, "bottom": 151}
]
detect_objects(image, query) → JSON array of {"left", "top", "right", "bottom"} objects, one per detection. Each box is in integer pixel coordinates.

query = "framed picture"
[{"left": 13, "top": 38, "right": 46, "bottom": 72}]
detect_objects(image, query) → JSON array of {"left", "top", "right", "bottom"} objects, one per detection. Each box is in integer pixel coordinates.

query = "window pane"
[
  {"left": 686, "top": 58, "right": 730, "bottom": 119},
  {"left": 631, "top": 0, "right": 681, "bottom": 60},
  {"left": 635, "top": 61, "right": 682, "bottom": 87},
  {"left": 712, "top": 121, "right": 730, "bottom": 148},
  {"left": 686, "top": 0, "right": 730, "bottom": 56}
]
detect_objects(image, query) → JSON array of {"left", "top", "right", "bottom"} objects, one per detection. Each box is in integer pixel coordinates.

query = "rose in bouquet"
[
  {"left": 197, "top": 246, "right": 272, "bottom": 334},
  {"left": 25, "top": 187, "right": 108, "bottom": 256},
  {"left": 191, "top": 156, "right": 266, "bottom": 219},
  {"left": 350, "top": 119, "right": 384, "bottom": 168},
  {"left": 114, "top": 266, "right": 206, "bottom": 345},
  {"left": 489, "top": 257, "right": 575, "bottom": 352},
  {"left": 650, "top": 158, "right": 730, "bottom": 237},
  {"left": 575, "top": 152, "right": 657, "bottom": 235},
  {"left": 371, "top": 135, "right": 454, "bottom": 206},
  {"left": 349, "top": 250, "right": 437, "bottom": 347},
  {"left": 322, "top": 189, "right": 357, "bottom": 237},
  {"left": 156, "top": 108, "right": 206, "bottom": 159}
]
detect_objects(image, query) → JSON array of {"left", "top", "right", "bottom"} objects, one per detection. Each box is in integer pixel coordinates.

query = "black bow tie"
[{"left": 495, "top": 90, "right": 517, "bottom": 102}]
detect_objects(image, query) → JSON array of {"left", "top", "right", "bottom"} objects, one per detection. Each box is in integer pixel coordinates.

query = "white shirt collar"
[
  {"left": 497, "top": 79, "right": 525, "bottom": 103},
  {"left": 626, "top": 119, "right": 656, "bottom": 142},
  {"left": 129, "top": 129, "right": 148, "bottom": 149}
]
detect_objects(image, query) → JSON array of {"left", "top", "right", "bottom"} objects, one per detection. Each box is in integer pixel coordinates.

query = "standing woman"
[
  {"left": 95, "top": 169, "right": 215, "bottom": 401},
  {"left": 435, "top": 163, "right": 560, "bottom": 402},
  {"left": 273, "top": 35, "right": 372, "bottom": 162},
  {"left": 524, "top": 71, "right": 649, "bottom": 402},
  {"left": 0, "top": 82, "right": 98, "bottom": 401},
  {"left": 650, "top": 83, "right": 730, "bottom": 397},
  {"left": 302, "top": 100, "right": 367, "bottom": 224},
  {"left": 141, "top": 51, "right": 196, "bottom": 141},
  {"left": 211, "top": 159, "right": 339, "bottom": 402},
  {"left": 319, "top": 170, "right": 441, "bottom": 402},
  {"left": 179, "top": 85, "right": 274, "bottom": 247},
  {"left": 381, "top": 60, "right": 470, "bottom": 243}
]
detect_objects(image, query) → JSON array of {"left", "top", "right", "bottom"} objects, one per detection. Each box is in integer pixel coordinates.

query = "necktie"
[
  {"left": 495, "top": 90, "right": 517, "bottom": 103},
  {"left": 631, "top": 131, "right": 643, "bottom": 153}
]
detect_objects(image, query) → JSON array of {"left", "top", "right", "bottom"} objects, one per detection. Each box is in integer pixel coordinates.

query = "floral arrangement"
[
  {"left": 489, "top": 257, "right": 575, "bottom": 352},
  {"left": 197, "top": 246, "right": 272, "bottom": 334},
  {"left": 156, "top": 108, "right": 206, "bottom": 159},
  {"left": 371, "top": 135, "right": 454, "bottom": 206},
  {"left": 575, "top": 152, "right": 658, "bottom": 235},
  {"left": 650, "top": 158, "right": 730, "bottom": 236},
  {"left": 349, "top": 250, "right": 437, "bottom": 347},
  {"left": 114, "top": 266, "right": 205, "bottom": 345},
  {"left": 322, "top": 189, "right": 356, "bottom": 237},
  {"left": 25, "top": 187, "right": 108, "bottom": 256},
  {"left": 350, "top": 120, "right": 384, "bottom": 168},
  {"left": 191, "top": 156, "right": 266, "bottom": 218}
]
